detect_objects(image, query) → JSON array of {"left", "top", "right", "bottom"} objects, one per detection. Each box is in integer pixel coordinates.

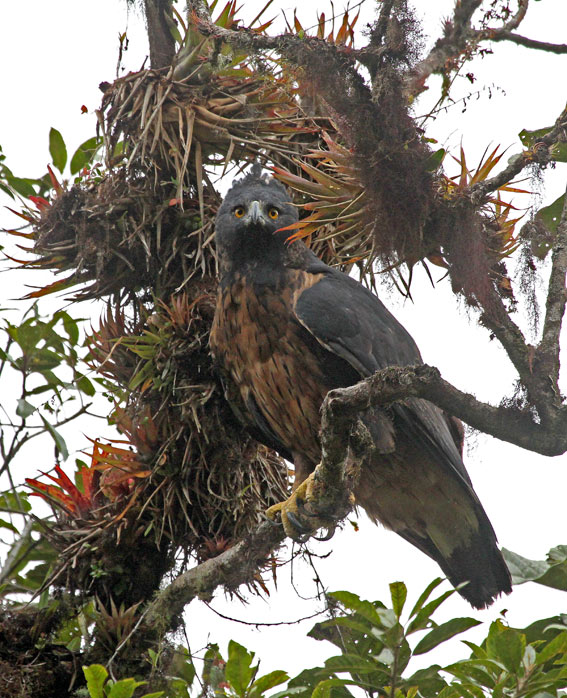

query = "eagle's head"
[{"left": 215, "top": 165, "right": 299, "bottom": 270}]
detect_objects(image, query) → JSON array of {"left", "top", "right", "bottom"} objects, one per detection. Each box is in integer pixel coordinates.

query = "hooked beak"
[{"left": 248, "top": 200, "right": 268, "bottom": 227}]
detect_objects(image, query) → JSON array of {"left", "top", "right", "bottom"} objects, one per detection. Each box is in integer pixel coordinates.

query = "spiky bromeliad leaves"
[{"left": 210, "top": 166, "right": 512, "bottom": 609}]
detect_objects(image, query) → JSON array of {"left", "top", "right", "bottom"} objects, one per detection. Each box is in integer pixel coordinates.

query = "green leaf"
[
  {"left": 16, "top": 398, "right": 36, "bottom": 418},
  {"left": 503, "top": 547, "right": 567, "bottom": 592},
  {"left": 329, "top": 591, "right": 384, "bottom": 627},
  {"left": 408, "top": 578, "right": 444, "bottom": 620},
  {"left": 6, "top": 176, "right": 37, "bottom": 197},
  {"left": 107, "top": 678, "right": 147, "bottom": 698},
  {"left": 83, "top": 664, "right": 108, "bottom": 698},
  {"left": 226, "top": 640, "right": 254, "bottom": 697},
  {"left": 40, "top": 415, "right": 69, "bottom": 460},
  {"left": 325, "top": 654, "right": 380, "bottom": 674},
  {"left": 486, "top": 623, "right": 525, "bottom": 673},
  {"left": 76, "top": 374, "right": 96, "bottom": 396},
  {"left": 536, "top": 631, "right": 567, "bottom": 665},
  {"left": 249, "top": 670, "right": 289, "bottom": 698},
  {"left": 425, "top": 148, "right": 446, "bottom": 171},
  {"left": 519, "top": 126, "right": 567, "bottom": 162},
  {"left": 70, "top": 136, "right": 103, "bottom": 174},
  {"left": 59, "top": 310, "right": 80, "bottom": 345},
  {"left": 49, "top": 128, "right": 67, "bottom": 173},
  {"left": 389, "top": 581, "right": 407, "bottom": 618},
  {"left": 537, "top": 194, "right": 565, "bottom": 234},
  {"left": 519, "top": 126, "right": 553, "bottom": 147},
  {"left": 413, "top": 618, "right": 481, "bottom": 655},
  {"left": 0, "top": 490, "right": 31, "bottom": 513},
  {"left": 312, "top": 678, "right": 357, "bottom": 698},
  {"left": 502, "top": 548, "right": 549, "bottom": 584},
  {"left": 407, "top": 588, "right": 455, "bottom": 634}
]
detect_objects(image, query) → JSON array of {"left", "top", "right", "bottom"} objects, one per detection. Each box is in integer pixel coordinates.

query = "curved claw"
[
  {"left": 313, "top": 527, "right": 336, "bottom": 542},
  {"left": 265, "top": 472, "right": 320, "bottom": 542}
]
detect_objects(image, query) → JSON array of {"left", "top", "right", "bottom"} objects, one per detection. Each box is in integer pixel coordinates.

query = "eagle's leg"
[
  {"left": 265, "top": 470, "right": 321, "bottom": 540},
  {"left": 266, "top": 455, "right": 351, "bottom": 541}
]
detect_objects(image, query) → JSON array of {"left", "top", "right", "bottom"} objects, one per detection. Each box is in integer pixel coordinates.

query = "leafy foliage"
[{"left": 76, "top": 578, "right": 567, "bottom": 698}]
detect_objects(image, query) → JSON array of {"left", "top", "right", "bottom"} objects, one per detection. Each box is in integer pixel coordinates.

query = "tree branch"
[
  {"left": 325, "top": 364, "right": 567, "bottom": 457},
  {"left": 405, "top": 0, "right": 484, "bottom": 96},
  {"left": 469, "top": 105, "right": 567, "bottom": 205},
  {"left": 144, "top": 520, "right": 285, "bottom": 630},
  {"left": 486, "top": 31, "right": 567, "bottom": 53},
  {"left": 536, "top": 181, "right": 567, "bottom": 394},
  {"left": 144, "top": 0, "right": 176, "bottom": 69}
]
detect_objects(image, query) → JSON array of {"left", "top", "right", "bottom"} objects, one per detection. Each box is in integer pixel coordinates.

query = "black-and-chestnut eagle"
[{"left": 210, "top": 166, "right": 512, "bottom": 609}]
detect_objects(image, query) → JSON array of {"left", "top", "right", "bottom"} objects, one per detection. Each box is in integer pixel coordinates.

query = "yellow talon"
[{"left": 266, "top": 472, "right": 319, "bottom": 540}]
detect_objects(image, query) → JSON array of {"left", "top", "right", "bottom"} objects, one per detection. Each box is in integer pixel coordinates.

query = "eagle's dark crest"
[{"left": 210, "top": 167, "right": 512, "bottom": 609}]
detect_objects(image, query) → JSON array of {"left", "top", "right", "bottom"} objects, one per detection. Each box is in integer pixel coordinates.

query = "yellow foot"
[{"left": 266, "top": 468, "right": 353, "bottom": 542}]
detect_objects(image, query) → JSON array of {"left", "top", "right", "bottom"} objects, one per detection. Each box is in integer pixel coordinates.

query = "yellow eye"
[
  {"left": 234, "top": 207, "right": 245, "bottom": 218},
  {"left": 268, "top": 208, "right": 279, "bottom": 220}
]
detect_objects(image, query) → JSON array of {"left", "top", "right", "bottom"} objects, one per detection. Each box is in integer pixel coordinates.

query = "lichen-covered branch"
[
  {"left": 144, "top": 521, "right": 285, "bottom": 630},
  {"left": 325, "top": 365, "right": 567, "bottom": 457},
  {"left": 537, "top": 183, "right": 567, "bottom": 393}
]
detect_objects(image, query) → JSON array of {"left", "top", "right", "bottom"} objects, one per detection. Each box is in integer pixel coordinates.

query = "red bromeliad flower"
[
  {"left": 26, "top": 464, "right": 95, "bottom": 516},
  {"left": 26, "top": 438, "right": 151, "bottom": 519}
]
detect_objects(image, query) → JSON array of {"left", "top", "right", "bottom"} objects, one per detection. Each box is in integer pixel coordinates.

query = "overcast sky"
[{"left": 1, "top": 0, "right": 567, "bottom": 680}]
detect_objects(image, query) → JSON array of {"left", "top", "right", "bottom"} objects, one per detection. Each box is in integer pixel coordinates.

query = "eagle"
[{"left": 209, "top": 166, "right": 512, "bottom": 609}]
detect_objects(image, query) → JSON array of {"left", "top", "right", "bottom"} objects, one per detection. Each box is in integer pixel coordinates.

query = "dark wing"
[
  {"left": 294, "top": 265, "right": 511, "bottom": 608},
  {"left": 294, "top": 266, "right": 471, "bottom": 486}
]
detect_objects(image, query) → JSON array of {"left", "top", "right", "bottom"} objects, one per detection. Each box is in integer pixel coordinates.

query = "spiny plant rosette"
[{"left": 6, "top": 2, "right": 356, "bottom": 607}]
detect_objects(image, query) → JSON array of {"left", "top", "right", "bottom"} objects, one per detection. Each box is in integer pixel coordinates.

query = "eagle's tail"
[{"left": 400, "top": 520, "right": 512, "bottom": 609}]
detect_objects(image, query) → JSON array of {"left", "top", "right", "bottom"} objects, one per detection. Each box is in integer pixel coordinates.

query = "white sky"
[{"left": 1, "top": 0, "right": 567, "bottom": 682}]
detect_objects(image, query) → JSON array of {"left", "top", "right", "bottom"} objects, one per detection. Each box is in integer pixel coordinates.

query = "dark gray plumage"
[{"left": 210, "top": 166, "right": 512, "bottom": 608}]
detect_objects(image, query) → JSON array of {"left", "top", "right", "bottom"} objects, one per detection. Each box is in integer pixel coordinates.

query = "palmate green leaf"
[
  {"left": 413, "top": 618, "right": 481, "bottom": 655},
  {"left": 49, "top": 127, "right": 67, "bottom": 173}
]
